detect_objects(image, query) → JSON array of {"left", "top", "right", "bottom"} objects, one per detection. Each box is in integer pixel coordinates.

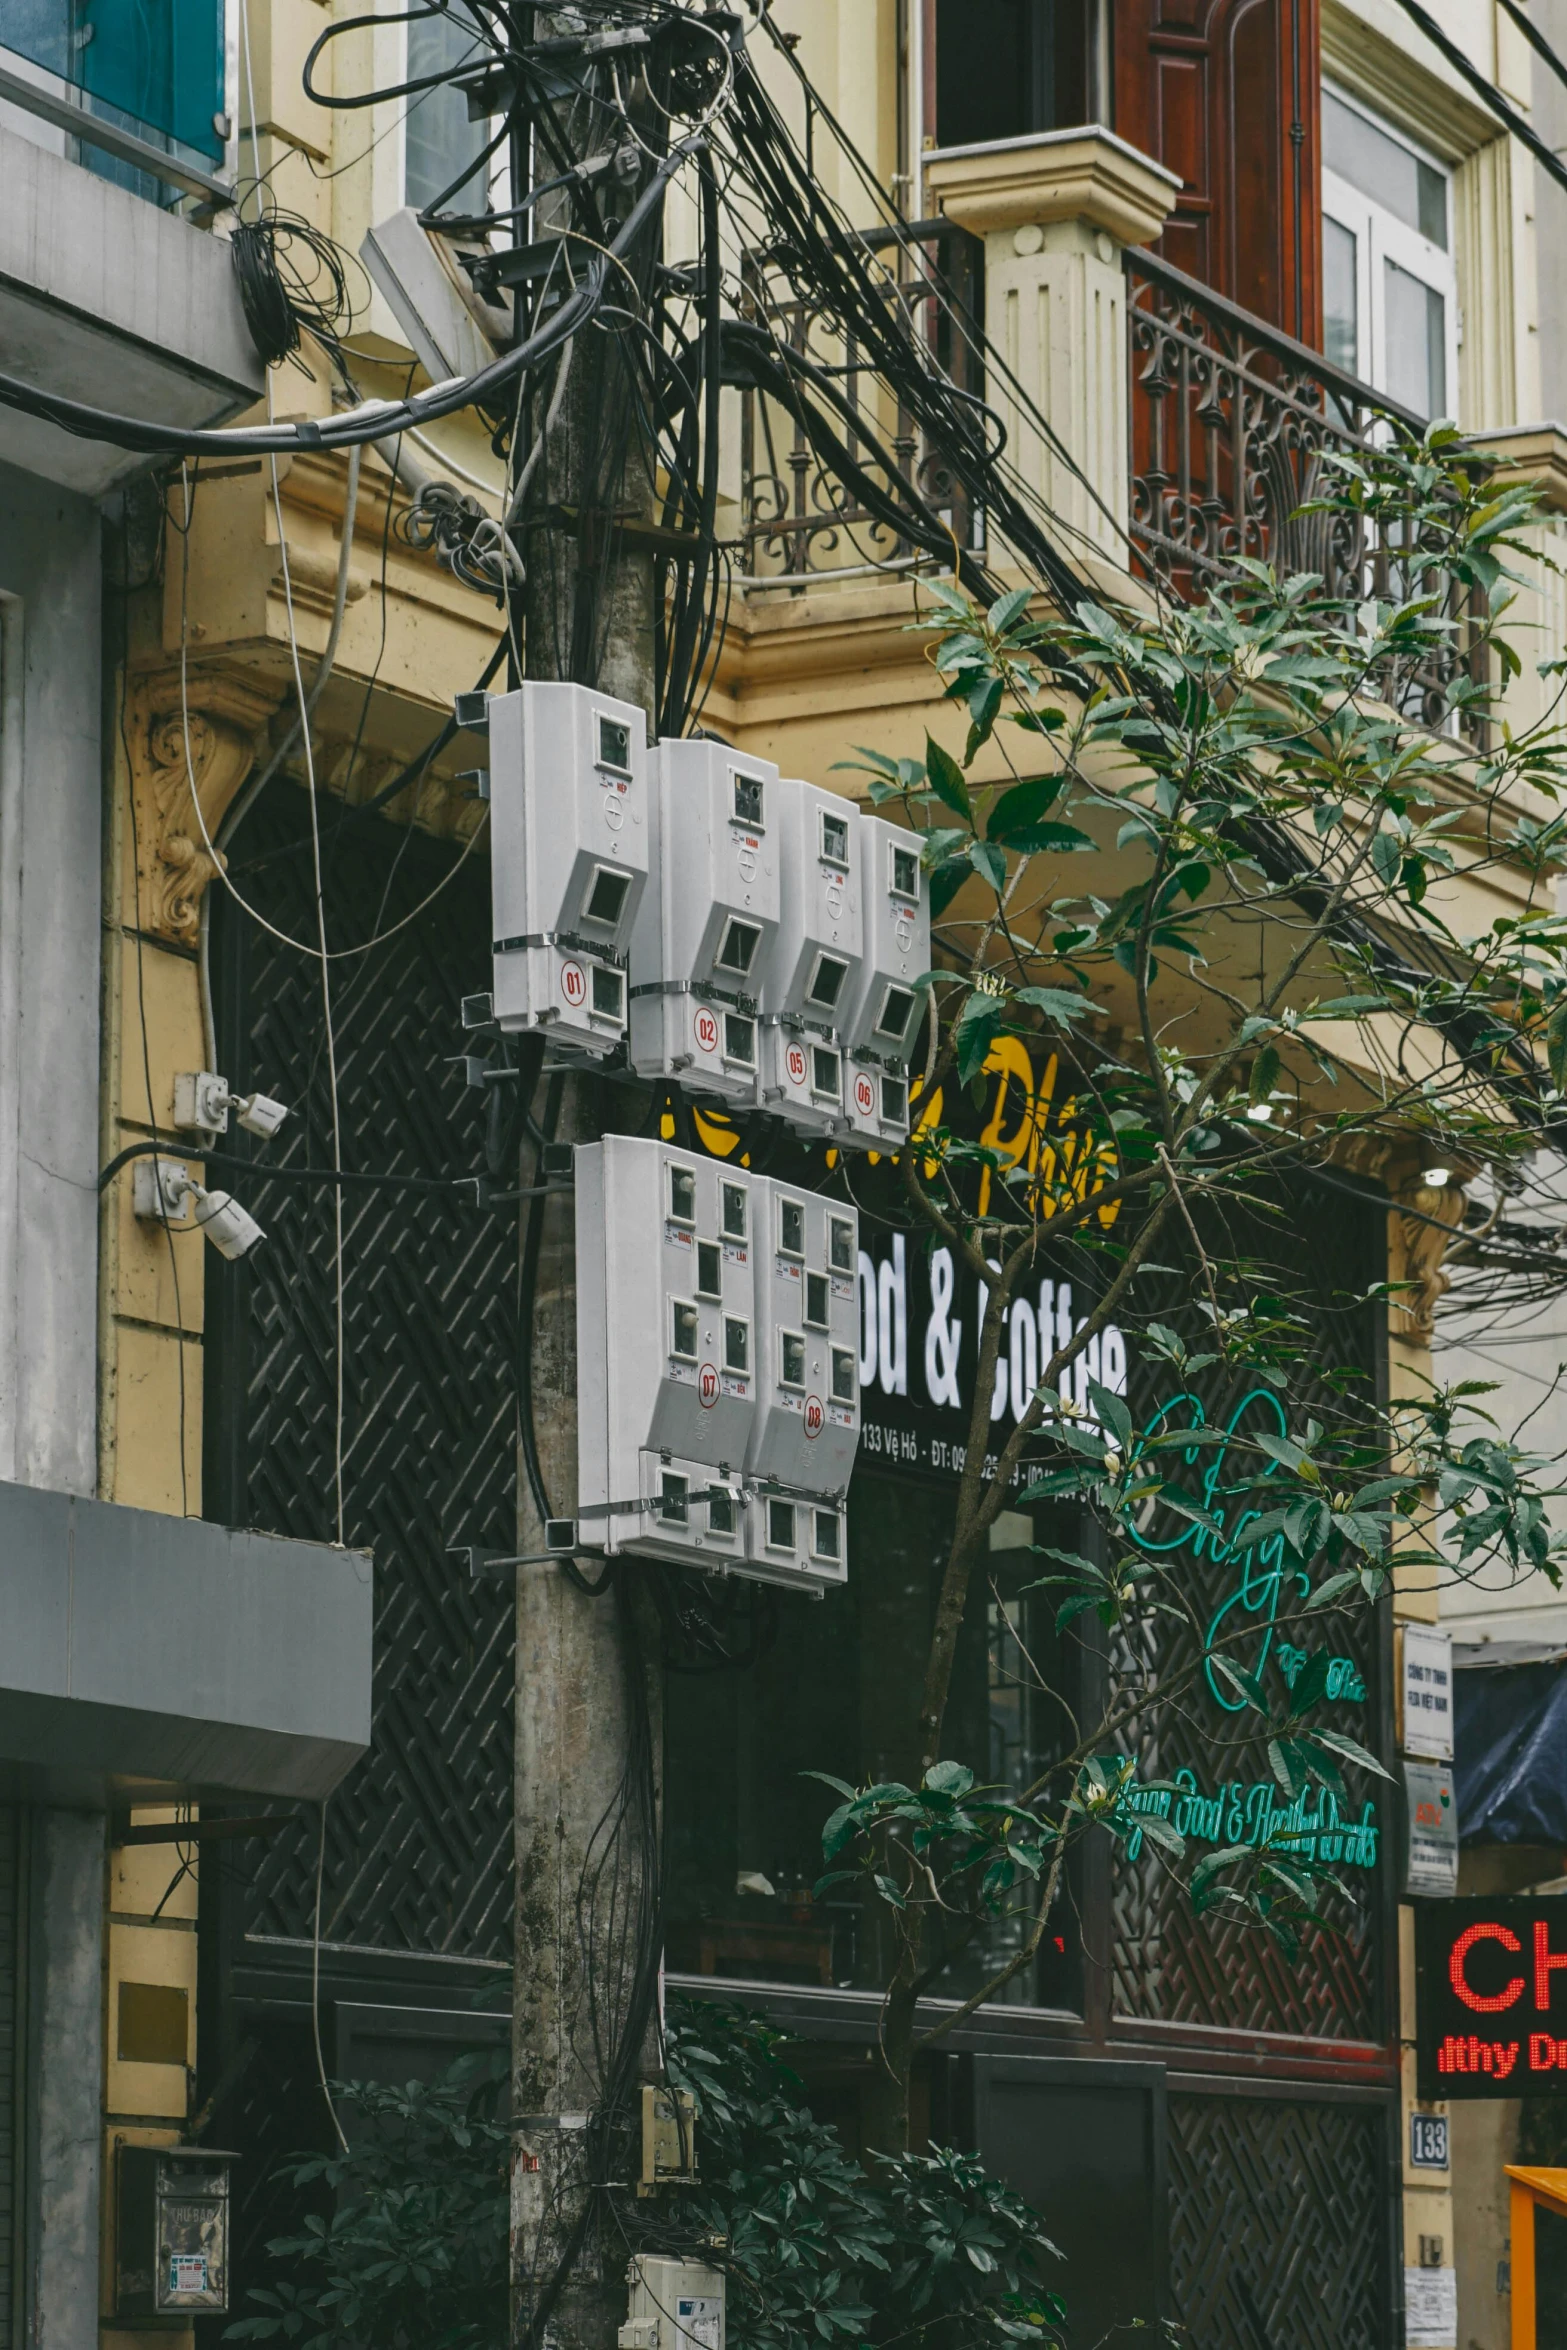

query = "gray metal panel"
[
  {"left": 0, "top": 1480, "right": 373, "bottom": 1804},
  {"left": 0, "top": 122, "right": 263, "bottom": 494}
]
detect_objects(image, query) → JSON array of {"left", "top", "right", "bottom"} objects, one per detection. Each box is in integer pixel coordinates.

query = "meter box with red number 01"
[
  {"left": 756, "top": 781, "right": 864, "bottom": 1139},
  {"left": 628, "top": 739, "right": 781, "bottom": 1107},
  {"left": 842, "top": 814, "right": 929, "bottom": 1149},
  {"left": 487, "top": 681, "right": 648, "bottom": 1056}
]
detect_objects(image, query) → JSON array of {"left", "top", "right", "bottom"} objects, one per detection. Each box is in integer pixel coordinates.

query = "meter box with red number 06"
[
  {"left": 628, "top": 740, "right": 781, "bottom": 1107},
  {"left": 486, "top": 682, "right": 648, "bottom": 1057},
  {"left": 756, "top": 781, "right": 864, "bottom": 1138},
  {"left": 575, "top": 1137, "right": 759, "bottom": 1567},
  {"left": 842, "top": 815, "right": 929, "bottom": 1149}
]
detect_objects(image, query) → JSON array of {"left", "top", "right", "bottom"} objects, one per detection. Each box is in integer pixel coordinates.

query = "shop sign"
[
  {"left": 1117, "top": 1763, "right": 1379, "bottom": 1870},
  {"left": 1416, "top": 1900, "right": 1567, "bottom": 2097},
  {"left": 1402, "top": 1625, "right": 1454, "bottom": 1761},
  {"left": 1404, "top": 1761, "right": 1458, "bottom": 1897}
]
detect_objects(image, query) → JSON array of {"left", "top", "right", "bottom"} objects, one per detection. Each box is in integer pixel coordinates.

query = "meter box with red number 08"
[
  {"left": 756, "top": 781, "right": 864, "bottom": 1139},
  {"left": 486, "top": 681, "right": 648, "bottom": 1057},
  {"left": 627, "top": 739, "right": 781, "bottom": 1108},
  {"left": 842, "top": 815, "right": 929, "bottom": 1150}
]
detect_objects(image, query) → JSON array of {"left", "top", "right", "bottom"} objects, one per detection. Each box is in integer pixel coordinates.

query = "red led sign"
[{"left": 1416, "top": 1900, "right": 1567, "bottom": 2098}]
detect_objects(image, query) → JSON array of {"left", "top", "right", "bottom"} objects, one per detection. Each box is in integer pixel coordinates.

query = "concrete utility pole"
[{"left": 510, "top": 13, "right": 665, "bottom": 2345}]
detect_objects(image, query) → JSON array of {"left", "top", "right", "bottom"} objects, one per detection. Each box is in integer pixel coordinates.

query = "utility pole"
[{"left": 510, "top": 12, "right": 665, "bottom": 2345}]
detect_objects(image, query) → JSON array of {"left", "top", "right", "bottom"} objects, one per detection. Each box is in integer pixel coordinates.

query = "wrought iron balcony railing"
[{"left": 1124, "top": 247, "right": 1483, "bottom": 734}]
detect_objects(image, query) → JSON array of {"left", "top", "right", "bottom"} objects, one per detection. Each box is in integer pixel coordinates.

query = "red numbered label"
[
  {"left": 560, "top": 960, "right": 587, "bottom": 1009},
  {"left": 785, "top": 1041, "right": 808, "bottom": 1087},
  {"left": 693, "top": 1004, "right": 720, "bottom": 1056},
  {"left": 853, "top": 1072, "right": 876, "bottom": 1117},
  {"left": 698, "top": 1363, "right": 720, "bottom": 1409},
  {"left": 804, "top": 1394, "right": 825, "bottom": 1439}
]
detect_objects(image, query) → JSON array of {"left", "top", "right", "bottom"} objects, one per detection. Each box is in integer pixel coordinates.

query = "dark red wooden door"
[{"left": 1113, "top": 0, "right": 1321, "bottom": 347}]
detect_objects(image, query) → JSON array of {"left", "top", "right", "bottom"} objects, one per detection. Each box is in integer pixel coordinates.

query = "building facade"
[{"left": 0, "top": 0, "right": 1564, "bottom": 2344}]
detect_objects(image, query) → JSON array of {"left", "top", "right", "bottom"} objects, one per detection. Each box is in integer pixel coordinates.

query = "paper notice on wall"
[
  {"left": 1404, "top": 2265, "right": 1457, "bottom": 2349},
  {"left": 676, "top": 2297, "right": 722, "bottom": 2349},
  {"left": 1404, "top": 1760, "right": 1459, "bottom": 1897}
]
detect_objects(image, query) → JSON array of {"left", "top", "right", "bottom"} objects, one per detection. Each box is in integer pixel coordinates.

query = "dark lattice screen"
[
  {"left": 1109, "top": 1176, "right": 1388, "bottom": 2039},
  {"left": 207, "top": 783, "right": 517, "bottom": 1962},
  {"left": 1168, "top": 2092, "right": 1390, "bottom": 2349}
]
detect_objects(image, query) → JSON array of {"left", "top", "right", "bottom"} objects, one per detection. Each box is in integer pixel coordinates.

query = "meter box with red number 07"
[
  {"left": 575, "top": 1137, "right": 759, "bottom": 1566},
  {"left": 487, "top": 682, "right": 649, "bottom": 1056},
  {"left": 756, "top": 782, "right": 864, "bottom": 1138},
  {"left": 628, "top": 740, "right": 781, "bottom": 1107},
  {"left": 842, "top": 815, "right": 929, "bottom": 1149}
]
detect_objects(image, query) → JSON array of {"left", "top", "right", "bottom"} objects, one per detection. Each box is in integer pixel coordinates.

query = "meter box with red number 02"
[
  {"left": 756, "top": 781, "right": 864, "bottom": 1139},
  {"left": 576, "top": 1137, "right": 756, "bottom": 1570},
  {"left": 627, "top": 739, "right": 781, "bottom": 1107},
  {"left": 842, "top": 814, "right": 929, "bottom": 1149},
  {"left": 487, "top": 681, "right": 648, "bottom": 1056},
  {"left": 743, "top": 1184, "right": 858, "bottom": 1588}
]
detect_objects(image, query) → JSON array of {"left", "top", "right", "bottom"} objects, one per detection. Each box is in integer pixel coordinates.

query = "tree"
[{"left": 821, "top": 428, "right": 1567, "bottom": 2154}]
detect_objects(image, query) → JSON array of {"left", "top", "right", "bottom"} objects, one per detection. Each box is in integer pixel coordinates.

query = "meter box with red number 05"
[
  {"left": 628, "top": 740, "right": 781, "bottom": 1107},
  {"left": 575, "top": 1137, "right": 760, "bottom": 1566},
  {"left": 842, "top": 815, "right": 929, "bottom": 1149},
  {"left": 748, "top": 1184, "right": 859, "bottom": 1497},
  {"left": 487, "top": 681, "right": 648, "bottom": 1056},
  {"left": 756, "top": 781, "right": 864, "bottom": 1138}
]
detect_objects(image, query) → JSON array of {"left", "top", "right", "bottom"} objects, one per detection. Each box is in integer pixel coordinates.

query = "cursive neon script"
[{"left": 1118, "top": 1765, "right": 1380, "bottom": 1870}]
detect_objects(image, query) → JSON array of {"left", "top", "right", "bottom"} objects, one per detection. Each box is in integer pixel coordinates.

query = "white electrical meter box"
[
  {"left": 487, "top": 681, "right": 649, "bottom": 1056},
  {"left": 628, "top": 739, "right": 781, "bottom": 1105},
  {"left": 620, "top": 2256, "right": 724, "bottom": 2350},
  {"left": 750, "top": 1185, "right": 860, "bottom": 1497},
  {"left": 842, "top": 815, "right": 929, "bottom": 1148},
  {"left": 576, "top": 1136, "right": 760, "bottom": 1565},
  {"left": 756, "top": 781, "right": 864, "bottom": 1137}
]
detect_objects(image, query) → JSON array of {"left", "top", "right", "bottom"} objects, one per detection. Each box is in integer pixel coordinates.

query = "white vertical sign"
[{"left": 1402, "top": 1625, "right": 1454, "bottom": 1761}]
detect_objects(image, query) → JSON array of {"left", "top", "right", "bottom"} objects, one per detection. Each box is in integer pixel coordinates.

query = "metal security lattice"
[
  {"left": 1107, "top": 1178, "right": 1388, "bottom": 2040},
  {"left": 208, "top": 782, "right": 517, "bottom": 1962},
  {"left": 1168, "top": 2092, "right": 1390, "bottom": 2349}
]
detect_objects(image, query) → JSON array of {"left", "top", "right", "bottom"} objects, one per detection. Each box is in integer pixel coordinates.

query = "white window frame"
[{"left": 1322, "top": 83, "right": 1458, "bottom": 420}]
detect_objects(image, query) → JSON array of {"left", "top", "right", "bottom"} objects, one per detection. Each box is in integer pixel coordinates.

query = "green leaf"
[
  {"left": 1307, "top": 1728, "right": 1395, "bottom": 1782},
  {"left": 1001, "top": 822, "right": 1094, "bottom": 855},
  {"left": 988, "top": 586, "right": 1032, "bottom": 634},
  {"left": 925, "top": 733, "right": 973, "bottom": 816},
  {"left": 988, "top": 775, "right": 1063, "bottom": 840},
  {"left": 969, "top": 838, "right": 1008, "bottom": 894},
  {"left": 924, "top": 1761, "right": 976, "bottom": 1797}
]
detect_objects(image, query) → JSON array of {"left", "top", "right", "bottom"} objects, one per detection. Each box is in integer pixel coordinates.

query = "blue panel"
[
  {"left": 3, "top": 0, "right": 70, "bottom": 76},
  {"left": 77, "top": 0, "right": 225, "bottom": 160},
  {"left": 1455, "top": 1661, "right": 1567, "bottom": 1844}
]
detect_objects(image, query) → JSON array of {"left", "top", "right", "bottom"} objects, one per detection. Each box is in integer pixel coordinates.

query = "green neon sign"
[{"left": 1117, "top": 1765, "right": 1380, "bottom": 1870}]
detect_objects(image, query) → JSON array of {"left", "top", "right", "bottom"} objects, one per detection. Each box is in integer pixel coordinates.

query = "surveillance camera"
[
  {"left": 190, "top": 1187, "right": 266, "bottom": 1260},
  {"left": 234, "top": 1091, "right": 288, "bottom": 1140}
]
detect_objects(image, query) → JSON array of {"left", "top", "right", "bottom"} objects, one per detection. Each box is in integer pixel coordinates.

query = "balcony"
[
  {"left": 735, "top": 128, "right": 1488, "bottom": 734},
  {"left": 0, "top": 0, "right": 258, "bottom": 496}
]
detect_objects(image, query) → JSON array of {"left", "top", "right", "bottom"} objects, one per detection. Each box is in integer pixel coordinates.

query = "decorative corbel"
[
  {"left": 124, "top": 664, "right": 285, "bottom": 946},
  {"left": 1390, "top": 1171, "right": 1467, "bottom": 1348}
]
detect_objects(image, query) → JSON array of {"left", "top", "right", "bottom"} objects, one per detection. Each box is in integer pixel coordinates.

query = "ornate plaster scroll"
[
  {"left": 1391, "top": 1173, "right": 1467, "bottom": 1347},
  {"left": 125, "top": 664, "right": 284, "bottom": 946}
]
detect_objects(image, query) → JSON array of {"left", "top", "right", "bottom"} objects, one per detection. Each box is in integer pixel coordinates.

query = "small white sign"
[
  {"left": 1404, "top": 2263, "right": 1457, "bottom": 2349},
  {"left": 1402, "top": 1626, "right": 1454, "bottom": 1760},
  {"left": 677, "top": 2296, "right": 722, "bottom": 2350},
  {"left": 168, "top": 2255, "right": 208, "bottom": 2296},
  {"left": 1405, "top": 1760, "right": 1459, "bottom": 1897}
]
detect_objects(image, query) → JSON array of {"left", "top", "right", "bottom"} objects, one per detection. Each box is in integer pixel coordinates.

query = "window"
[
  {"left": 805, "top": 1272, "right": 830, "bottom": 1329},
  {"left": 405, "top": 1, "right": 489, "bottom": 212},
  {"left": 890, "top": 841, "right": 920, "bottom": 901},
  {"left": 721, "top": 1182, "right": 748, "bottom": 1241},
  {"left": 811, "top": 1046, "right": 841, "bottom": 1102},
  {"left": 881, "top": 1074, "right": 908, "bottom": 1125},
  {"left": 716, "top": 917, "right": 762, "bottom": 976},
  {"left": 812, "top": 1510, "right": 842, "bottom": 1564},
  {"left": 696, "top": 1242, "right": 721, "bottom": 1299},
  {"left": 723, "top": 1316, "right": 750, "bottom": 1375},
  {"left": 732, "top": 771, "right": 765, "bottom": 827},
  {"left": 876, "top": 985, "right": 916, "bottom": 1045},
  {"left": 806, "top": 954, "right": 849, "bottom": 1013},
  {"left": 779, "top": 1199, "right": 805, "bottom": 1259},
  {"left": 780, "top": 1331, "right": 807, "bottom": 1389},
  {"left": 1321, "top": 87, "right": 1455, "bottom": 419},
  {"left": 597, "top": 715, "right": 633, "bottom": 775},
  {"left": 828, "top": 1216, "right": 855, "bottom": 1275},
  {"left": 583, "top": 866, "right": 630, "bottom": 927},
  {"left": 722, "top": 1012, "right": 756, "bottom": 1067},
  {"left": 707, "top": 1485, "right": 737, "bottom": 1538},
  {"left": 668, "top": 1165, "right": 696, "bottom": 1225},
  {"left": 670, "top": 1302, "right": 698, "bottom": 1361},
  {"left": 660, "top": 1471, "right": 689, "bottom": 1526},
  {"left": 935, "top": 0, "right": 1097, "bottom": 149},
  {"left": 831, "top": 1346, "right": 856, "bottom": 1404},
  {"left": 590, "top": 966, "right": 624, "bottom": 1021},
  {"left": 766, "top": 1497, "right": 796, "bottom": 1549},
  {"left": 819, "top": 811, "right": 850, "bottom": 868}
]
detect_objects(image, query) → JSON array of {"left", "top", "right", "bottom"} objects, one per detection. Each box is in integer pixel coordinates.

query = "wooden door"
[{"left": 1113, "top": 0, "right": 1321, "bottom": 348}]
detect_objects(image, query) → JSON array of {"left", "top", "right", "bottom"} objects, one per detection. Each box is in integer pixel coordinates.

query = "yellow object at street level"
[{"left": 1507, "top": 2167, "right": 1567, "bottom": 2346}]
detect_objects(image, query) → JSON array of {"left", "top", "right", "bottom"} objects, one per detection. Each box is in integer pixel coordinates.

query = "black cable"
[
  {"left": 96, "top": 1134, "right": 564, "bottom": 1204},
  {"left": 1390, "top": 0, "right": 1567, "bottom": 200},
  {"left": 1494, "top": 0, "right": 1567, "bottom": 95}
]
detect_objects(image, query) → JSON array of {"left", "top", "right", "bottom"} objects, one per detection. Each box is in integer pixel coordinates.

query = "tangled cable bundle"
[{"left": 230, "top": 203, "right": 363, "bottom": 378}]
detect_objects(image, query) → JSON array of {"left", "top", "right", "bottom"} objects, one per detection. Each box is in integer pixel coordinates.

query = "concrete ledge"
[
  {"left": 0, "top": 1479, "right": 372, "bottom": 1804},
  {"left": 0, "top": 121, "right": 264, "bottom": 495},
  {"left": 1469, "top": 424, "right": 1567, "bottom": 514},
  {"left": 926, "top": 126, "right": 1182, "bottom": 249}
]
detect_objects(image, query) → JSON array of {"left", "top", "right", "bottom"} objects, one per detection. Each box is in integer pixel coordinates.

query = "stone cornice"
[{"left": 925, "top": 126, "right": 1181, "bottom": 248}]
